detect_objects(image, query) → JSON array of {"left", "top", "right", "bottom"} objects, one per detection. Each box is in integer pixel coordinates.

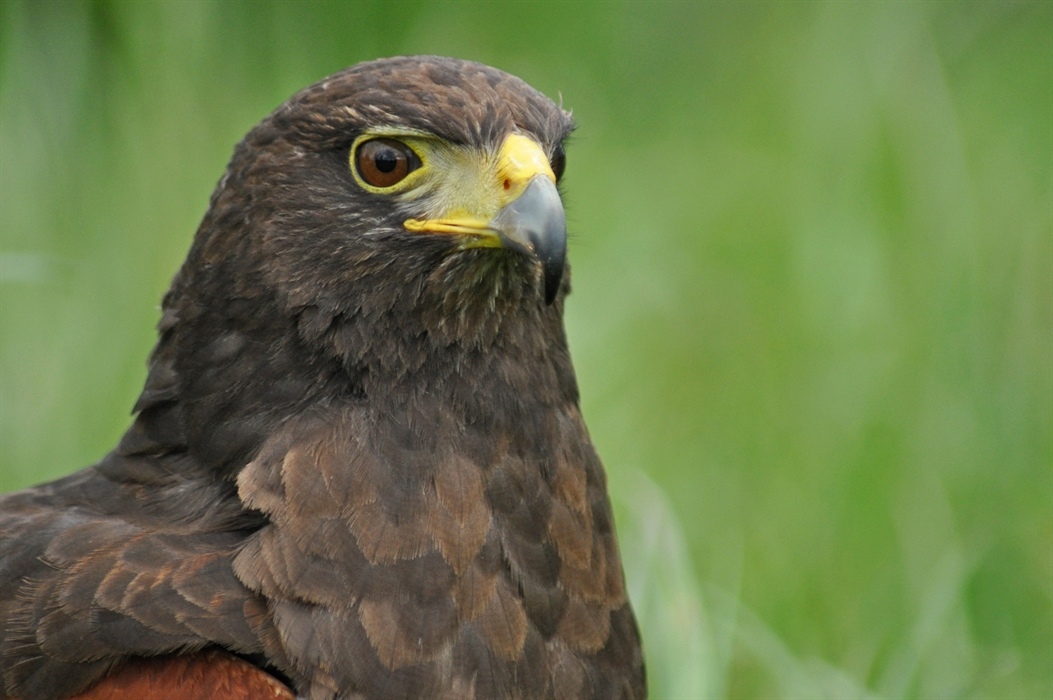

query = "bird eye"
[
  {"left": 550, "top": 144, "right": 566, "bottom": 182},
  {"left": 354, "top": 138, "right": 422, "bottom": 188}
]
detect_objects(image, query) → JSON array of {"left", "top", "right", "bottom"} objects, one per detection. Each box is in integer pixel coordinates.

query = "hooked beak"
[
  {"left": 402, "top": 134, "right": 568, "bottom": 305},
  {"left": 491, "top": 176, "right": 567, "bottom": 305}
]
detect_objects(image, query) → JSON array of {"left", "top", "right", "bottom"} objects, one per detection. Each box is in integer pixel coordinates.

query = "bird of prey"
[{"left": 0, "top": 56, "right": 645, "bottom": 700}]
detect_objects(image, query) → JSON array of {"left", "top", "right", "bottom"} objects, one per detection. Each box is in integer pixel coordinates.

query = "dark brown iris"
[
  {"left": 355, "top": 138, "right": 421, "bottom": 187},
  {"left": 550, "top": 143, "right": 566, "bottom": 182}
]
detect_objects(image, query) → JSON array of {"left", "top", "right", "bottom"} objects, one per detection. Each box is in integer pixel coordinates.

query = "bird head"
[
  {"left": 148, "top": 57, "right": 579, "bottom": 467},
  {"left": 180, "top": 56, "right": 575, "bottom": 338}
]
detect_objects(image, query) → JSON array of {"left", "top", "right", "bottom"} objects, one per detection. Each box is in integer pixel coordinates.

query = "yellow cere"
[
  {"left": 400, "top": 133, "right": 556, "bottom": 245},
  {"left": 495, "top": 133, "right": 557, "bottom": 201}
]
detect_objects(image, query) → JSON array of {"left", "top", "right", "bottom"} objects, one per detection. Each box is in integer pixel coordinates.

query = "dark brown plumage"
[{"left": 0, "top": 56, "right": 645, "bottom": 700}]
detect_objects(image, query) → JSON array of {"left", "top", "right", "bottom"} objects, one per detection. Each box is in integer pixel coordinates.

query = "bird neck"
[{"left": 123, "top": 266, "right": 580, "bottom": 481}]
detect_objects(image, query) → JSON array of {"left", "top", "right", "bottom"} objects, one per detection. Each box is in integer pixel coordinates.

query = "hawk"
[{"left": 0, "top": 56, "right": 646, "bottom": 700}]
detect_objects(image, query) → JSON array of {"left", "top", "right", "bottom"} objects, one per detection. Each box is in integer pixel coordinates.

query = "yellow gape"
[{"left": 403, "top": 133, "right": 557, "bottom": 247}]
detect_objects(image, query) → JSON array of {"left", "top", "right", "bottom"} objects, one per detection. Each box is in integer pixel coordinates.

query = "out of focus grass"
[{"left": 1, "top": 2, "right": 1049, "bottom": 698}]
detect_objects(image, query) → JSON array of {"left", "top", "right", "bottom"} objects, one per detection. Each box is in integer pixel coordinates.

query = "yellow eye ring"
[{"left": 353, "top": 138, "right": 422, "bottom": 188}]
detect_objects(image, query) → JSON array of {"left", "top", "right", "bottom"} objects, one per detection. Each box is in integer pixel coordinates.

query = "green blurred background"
[{"left": 1, "top": 1, "right": 1049, "bottom": 698}]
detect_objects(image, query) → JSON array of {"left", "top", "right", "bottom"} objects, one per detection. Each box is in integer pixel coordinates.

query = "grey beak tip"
[
  {"left": 542, "top": 249, "right": 565, "bottom": 305},
  {"left": 493, "top": 176, "right": 568, "bottom": 306}
]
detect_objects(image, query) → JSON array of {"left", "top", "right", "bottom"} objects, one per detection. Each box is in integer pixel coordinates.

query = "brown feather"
[
  {"left": 62, "top": 652, "right": 294, "bottom": 700},
  {"left": 0, "top": 56, "right": 644, "bottom": 700}
]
